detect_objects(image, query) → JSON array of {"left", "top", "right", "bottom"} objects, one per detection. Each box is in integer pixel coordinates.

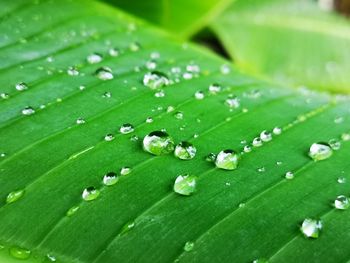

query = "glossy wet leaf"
[
  {"left": 211, "top": 0, "right": 350, "bottom": 93},
  {"left": 0, "top": 1, "right": 350, "bottom": 263}
]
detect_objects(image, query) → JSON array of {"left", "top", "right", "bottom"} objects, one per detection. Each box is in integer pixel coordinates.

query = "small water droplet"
[
  {"left": 96, "top": 67, "right": 114, "bottom": 80},
  {"left": 300, "top": 218, "right": 322, "bottom": 238},
  {"left": 120, "top": 221, "right": 135, "bottom": 235},
  {"left": 143, "top": 131, "right": 175, "bottom": 155},
  {"left": 15, "top": 82, "right": 28, "bottom": 91},
  {"left": 244, "top": 145, "right": 252, "bottom": 153},
  {"left": 252, "top": 137, "right": 263, "bottom": 147},
  {"left": 9, "top": 246, "right": 31, "bottom": 260},
  {"left": 273, "top": 127, "right": 282, "bottom": 135},
  {"left": 252, "top": 259, "right": 269, "bottom": 263},
  {"left": 258, "top": 167, "right": 265, "bottom": 173},
  {"left": 0, "top": 153, "right": 6, "bottom": 158},
  {"left": 82, "top": 187, "right": 100, "bottom": 201},
  {"left": 225, "top": 97, "right": 240, "bottom": 108},
  {"left": 209, "top": 83, "right": 221, "bottom": 94},
  {"left": 146, "top": 60, "right": 157, "bottom": 70},
  {"left": 220, "top": 64, "right": 231, "bottom": 75},
  {"left": 285, "top": 171, "right": 294, "bottom": 179},
  {"left": 143, "top": 71, "right": 170, "bottom": 89},
  {"left": 183, "top": 241, "right": 194, "bottom": 252},
  {"left": 119, "top": 123, "right": 134, "bottom": 134},
  {"left": 66, "top": 205, "right": 80, "bottom": 217},
  {"left": 103, "top": 172, "right": 119, "bottom": 186},
  {"left": 146, "top": 117, "right": 153, "bottom": 123},
  {"left": 46, "top": 253, "right": 57, "bottom": 262},
  {"left": 104, "top": 134, "right": 115, "bottom": 141},
  {"left": 109, "top": 47, "right": 120, "bottom": 57},
  {"left": 276, "top": 161, "right": 283, "bottom": 166},
  {"left": 22, "top": 106, "right": 35, "bottom": 115},
  {"left": 6, "top": 189, "right": 25, "bottom": 203},
  {"left": 194, "top": 90, "right": 205, "bottom": 100},
  {"left": 334, "top": 195, "right": 349, "bottom": 210},
  {"left": 174, "top": 174, "right": 197, "bottom": 196},
  {"left": 174, "top": 111, "right": 184, "bottom": 120},
  {"left": 205, "top": 153, "right": 217, "bottom": 162},
  {"left": 102, "top": 91, "right": 112, "bottom": 98},
  {"left": 154, "top": 89, "right": 165, "bottom": 98},
  {"left": 260, "top": 130, "right": 272, "bottom": 142},
  {"left": 239, "top": 203, "right": 246, "bottom": 208},
  {"left": 328, "top": 139, "right": 341, "bottom": 150},
  {"left": 76, "top": 117, "right": 85, "bottom": 125},
  {"left": 174, "top": 142, "right": 196, "bottom": 160},
  {"left": 130, "top": 135, "right": 139, "bottom": 142},
  {"left": 87, "top": 53, "right": 103, "bottom": 64},
  {"left": 120, "top": 167, "right": 132, "bottom": 176},
  {"left": 334, "top": 117, "right": 344, "bottom": 124},
  {"left": 79, "top": 85, "right": 86, "bottom": 91},
  {"left": 309, "top": 142, "right": 333, "bottom": 161},
  {"left": 129, "top": 42, "right": 141, "bottom": 52},
  {"left": 338, "top": 177, "right": 346, "bottom": 184},
  {"left": 341, "top": 133, "right": 350, "bottom": 141},
  {"left": 1, "top": 93, "right": 9, "bottom": 99},
  {"left": 215, "top": 150, "right": 239, "bottom": 170},
  {"left": 67, "top": 66, "right": 79, "bottom": 76}
]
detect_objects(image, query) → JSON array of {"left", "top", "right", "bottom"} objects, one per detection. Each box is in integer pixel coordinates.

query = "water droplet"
[
  {"left": 252, "top": 137, "right": 263, "bottom": 147},
  {"left": 194, "top": 90, "right": 205, "bottom": 100},
  {"left": 79, "top": 85, "right": 86, "bottom": 91},
  {"left": 154, "top": 90, "right": 165, "bottom": 98},
  {"left": 182, "top": 72, "right": 193, "bottom": 80},
  {"left": 109, "top": 47, "right": 120, "bottom": 57},
  {"left": 146, "top": 117, "right": 153, "bottom": 123},
  {"left": 102, "top": 91, "right": 112, "bottom": 98},
  {"left": 300, "top": 218, "right": 322, "bottom": 238},
  {"left": 209, "top": 83, "right": 221, "bottom": 94},
  {"left": 215, "top": 150, "right": 239, "bottom": 170},
  {"left": 1, "top": 153, "right": 6, "bottom": 158},
  {"left": 143, "top": 131, "right": 175, "bottom": 155},
  {"left": 46, "top": 254, "right": 57, "bottom": 262},
  {"left": 22, "top": 106, "right": 35, "bottom": 115},
  {"left": 220, "top": 64, "right": 231, "bottom": 75},
  {"left": 174, "top": 111, "right": 184, "bottom": 120},
  {"left": 239, "top": 203, "right": 246, "bottom": 208},
  {"left": 285, "top": 171, "right": 294, "bottom": 180},
  {"left": 96, "top": 67, "right": 114, "bottom": 80},
  {"left": 260, "top": 130, "right": 272, "bottom": 142},
  {"left": 252, "top": 259, "right": 269, "bottom": 263},
  {"left": 167, "top": 106, "right": 175, "bottom": 112},
  {"left": 103, "top": 172, "right": 119, "bottom": 186},
  {"left": 9, "top": 246, "right": 31, "bottom": 260},
  {"left": 174, "top": 174, "right": 197, "bottom": 196},
  {"left": 87, "top": 53, "right": 103, "bottom": 64},
  {"left": 146, "top": 60, "right": 157, "bottom": 70},
  {"left": 243, "top": 145, "right": 252, "bottom": 153},
  {"left": 258, "top": 167, "right": 265, "bottom": 173},
  {"left": 130, "top": 135, "right": 139, "bottom": 142},
  {"left": 334, "top": 195, "right": 349, "bottom": 210},
  {"left": 67, "top": 66, "right": 79, "bottom": 76},
  {"left": 129, "top": 42, "right": 141, "bottom": 52},
  {"left": 120, "top": 167, "right": 132, "bottom": 176},
  {"left": 225, "top": 97, "right": 240, "bottom": 108},
  {"left": 143, "top": 71, "right": 170, "bottom": 89},
  {"left": 273, "top": 127, "right": 282, "bottom": 135},
  {"left": 329, "top": 139, "right": 341, "bottom": 150},
  {"left": 66, "top": 205, "right": 80, "bottom": 217},
  {"left": 6, "top": 189, "right": 25, "bottom": 204},
  {"left": 1, "top": 93, "right": 9, "bottom": 99},
  {"left": 341, "top": 133, "right": 350, "bottom": 141},
  {"left": 334, "top": 117, "right": 344, "bottom": 124},
  {"left": 205, "top": 153, "right": 217, "bottom": 162},
  {"left": 120, "top": 221, "right": 135, "bottom": 235},
  {"left": 119, "top": 123, "right": 134, "bottom": 134},
  {"left": 82, "top": 187, "right": 100, "bottom": 201},
  {"left": 174, "top": 141, "right": 196, "bottom": 160},
  {"left": 104, "top": 134, "right": 115, "bottom": 141},
  {"left": 309, "top": 142, "right": 333, "bottom": 161},
  {"left": 338, "top": 177, "right": 346, "bottom": 184},
  {"left": 183, "top": 241, "right": 194, "bottom": 252},
  {"left": 76, "top": 117, "right": 85, "bottom": 125},
  {"left": 15, "top": 82, "right": 28, "bottom": 91}
]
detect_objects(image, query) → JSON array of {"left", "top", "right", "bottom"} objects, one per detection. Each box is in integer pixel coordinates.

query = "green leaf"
[
  {"left": 0, "top": 1, "right": 350, "bottom": 263},
  {"left": 101, "top": 0, "right": 233, "bottom": 38},
  {"left": 211, "top": 0, "right": 350, "bottom": 93}
]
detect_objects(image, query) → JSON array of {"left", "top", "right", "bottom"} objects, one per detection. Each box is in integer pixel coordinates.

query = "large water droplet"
[
  {"left": 300, "top": 218, "right": 322, "bottom": 238},
  {"left": 309, "top": 142, "right": 333, "bottom": 161},
  {"left": 174, "top": 142, "right": 196, "bottom": 160},
  {"left": 334, "top": 195, "right": 349, "bottom": 210},
  {"left": 22, "top": 106, "right": 35, "bottom": 116},
  {"left": 87, "top": 53, "right": 103, "bottom": 64},
  {"left": 82, "top": 187, "right": 100, "bottom": 201},
  {"left": 119, "top": 123, "right": 134, "bottom": 134},
  {"left": 215, "top": 150, "right": 239, "bottom": 170},
  {"left": 96, "top": 67, "right": 114, "bottom": 80},
  {"left": 15, "top": 82, "right": 28, "bottom": 91},
  {"left": 183, "top": 241, "right": 194, "bottom": 252},
  {"left": 9, "top": 246, "right": 31, "bottom": 260},
  {"left": 6, "top": 189, "right": 25, "bottom": 204},
  {"left": 173, "top": 174, "right": 197, "bottom": 196},
  {"left": 143, "top": 131, "right": 175, "bottom": 155},
  {"left": 143, "top": 71, "right": 169, "bottom": 89},
  {"left": 103, "top": 172, "right": 119, "bottom": 186}
]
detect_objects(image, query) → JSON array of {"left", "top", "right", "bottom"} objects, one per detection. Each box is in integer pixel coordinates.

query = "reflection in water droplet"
[
  {"left": 260, "top": 130, "right": 272, "bottom": 142},
  {"left": 143, "top": 131, "right": 175, "bottom": 155},
  {"left": 119, "top": 123, "right": 134, "bottom": 134},
  {"left": 96, "top": 67, "right": 114, "bottom": 80},
  {"left": 6, "top": 189, "right": 25, "bottom": 203},
  {"left": 87, "top": 53, "right": 103, "bottom": 64},
  {"left": 143, "top": 71, "right": 170, "bottom": 89},
  {"left": 174, "top": 142, "right": 196, "bottom": 160},
  {"left": 334, "top": 195, "right": 349, "bottom": 210},
  {"left": 67, "top": 66, "right": 79, "bottom": 76},
  {"left": 15, "top": 82, "right": 28, "bottom": 91},
  {"left": 174, "top": 174, "right": 197, "bottom": 196},
  {"left": 300, "top": 218, "right": 322, "bottom": 238},
  {"left": 9, "top": 246, "right": 31, "bottom": 260},
  {"left": 184, "top": 241, "right": 194, "bottom": 252},
  {"left": 22, "top": 106, "right": 35, "bottom": 115},
  {"left": 120, "top": 167, "right": 132, "bottom": 176},
  {"left": 309, "top": 142, "right": 332, "bottom": 161},
  {"left": 285, "top": 171, "right": 294, "bottom": 180},
  {"left": 215, "top": 150, "right": 239, "bottom": 170},
  {"left": 82, "top": 187, "right": 100, "bottom": 201},
  {"left": 66, "top": 206, "right": 80, "bottom": 217},
  {"left": 103, "top": 172, "right": 119, "bottom": 186}
]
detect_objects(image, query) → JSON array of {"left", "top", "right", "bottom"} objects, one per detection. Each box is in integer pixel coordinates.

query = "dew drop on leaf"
[
  {"left": 174, "top": 141, "right": 197, "bottom": 160},
  {"left": 260, "top": 130, "right": 272, "bottom": 142},
  {"left": 104, "top": 134, "right": 115, "bottom": 141},
  {"left": 66, "top": 205, "right": 80, "bottom": 217},
  {"left": 244, "top": 145, "right": 252, "bottom": 153},
  {"left": 109, "top": 47, "right": 120, "bottom": 57},
  {"left": 103, "top": 172, "right": 119, "bottom": 186},
  {"left": 174, "top": 111, "right": 184, "bottom": 120},
  {"left": 341, "top": 133, "right": 350, "bottom": 141},
  {"left": 143, "top": 131, "right": 175, "bottom": 155},
  {"left": 15, "top": 82, "right": 28, "bottom": 91},
  {"left": 334, "top": 195, "right": 349, "bottom": 210},
  {"left": 143, "top": 71, "right": 170, "bottom": 89},
  {"left": 194, "top": 90, "right": 205, "bottom": 100},
  {"left": 215, "top": 150, "right": 239, "bottom": 170},
  {"left": 253, "top": 259, "right": 269, "bottom": 263},
  {"left": 82, "top": 187, "right": 100, "bottom": 201},
  {"left": 220, "top": 64, "right": 231, "bottom": 75},
  {"left": 6, "top": 189, "right": 25, "bottom": 204},
  {"left": 225, "top": 97, "right": 240, "bottom": 108},
  {"left": 86, "top": 53, "right": 103, "bottom": 64},
  {"left": 309, "top": 142, "right": 333, "bottom": 161},
  {"left": 273, "top": 127, "right": 282, "bottom": 135},
  {"left": 67, "top": 66, "right": 79, "bottom": 76},
  {"left": 208, "top": 83, "right": 221, "bottom": 94},
  {"left": 205, "top": 153, "right": 217, "bottom": 162},
  {"left": 119, "top": 123, "right": 134, "bottom": 134},
  {"left": 337, "top": 177, "right": 346, "bottom": 184},
  {"left": 146, "top": 117, "right": 153, "bottom": 123},
  {"left": 9, "top": 246, "right": 31, "bottom": 260},
  {"left": 120, "top": 221, "right": 136, "bottom": 235},
  {"left": 174, "top": 174, "right": 197, "bottom": 196},
  {"left": 21, "top": 106, "right": 35, "bottom": 116},
  {"left": 129, "top": 42, "right": 141, "bottom": 52},
  {"left": 183, "top": 241, "right": 194, "bottom": 252},
  {"left": 46, "top": 253, "right": 57, "bottom": 262},
  {"left": 76, "top": 117, "right": 85, "bottom": 125},
  {"left": 252, "top": 137, "right": 263, "bottom": 147},
  {"left": 1, "top": 93, "right": 9, "bottom": 99},
  {"left": 95, "top": 67, "right": 114, "bottom": 80},
  {"left": 300, "top": 218, "right": 322, "bottom": 238},
  {"left": 285, "top": 171, "right": 294, "bottom": 180},
  {"left": 120, "top": 167, "right": 132, "bottom": 176}
]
